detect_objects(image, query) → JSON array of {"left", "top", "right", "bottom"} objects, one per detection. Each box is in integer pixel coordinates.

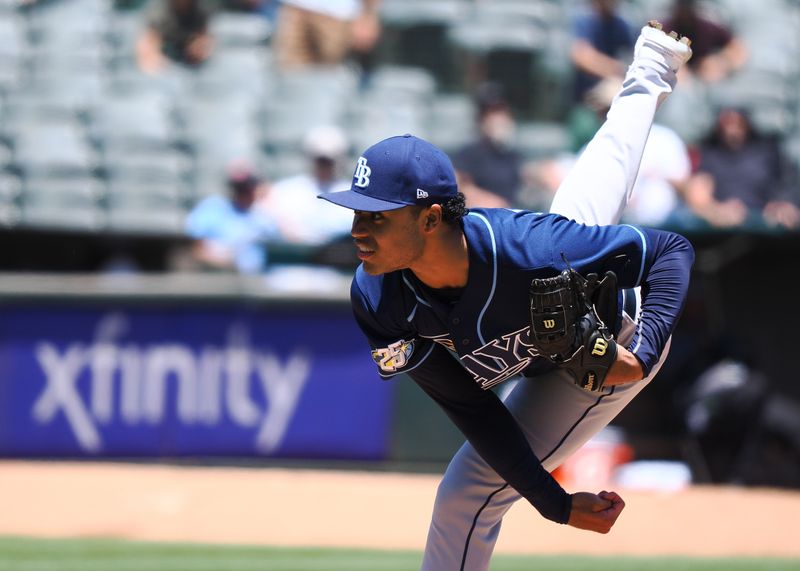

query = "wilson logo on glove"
[{"left": 592, "top": 338, "right": 609, "bottom": 356}]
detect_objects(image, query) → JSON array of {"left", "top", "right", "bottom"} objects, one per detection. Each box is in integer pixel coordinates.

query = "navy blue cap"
[{"left": 318, "top": 134, "right": 457, "bottom": 212}]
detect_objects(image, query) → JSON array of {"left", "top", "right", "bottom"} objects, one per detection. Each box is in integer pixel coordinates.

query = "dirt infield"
[{"left": 1, "top": 461, "right": 798, "bottom": 557}]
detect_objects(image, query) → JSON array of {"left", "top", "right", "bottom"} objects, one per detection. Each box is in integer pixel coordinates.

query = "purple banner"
[{"left": 0, "top": 305, "right": 391, "bottom": 459}]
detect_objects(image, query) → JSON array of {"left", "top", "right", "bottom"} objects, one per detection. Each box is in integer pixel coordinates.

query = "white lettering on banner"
[
  {"left": 143, "top": 345, "right": 199, "bottom": 424},
  {"left": 226, "top": 324, "right": 260, "bottom": 427},
  {"left": 254, "top": 351, "right": 310, "bottom": 453},
  {"left": 119, "top": 346, "right": 143, "bottom": 424},
  {"left": 90, "top": 312, "right": 127, "bottom": 423},
  {"left": 31, "top": 314, "right": 312, "bottom": 454},
  {"left": 33, "top": 344, "right": 101, "bottom": 452},
  {"left": 197, "top": 348, "right": 224, "bottom": 424}
]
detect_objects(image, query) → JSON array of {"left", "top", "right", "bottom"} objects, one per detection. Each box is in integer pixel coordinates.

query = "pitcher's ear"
[{"left": 423, "top": 205, "right": 443, "bottom": 230}]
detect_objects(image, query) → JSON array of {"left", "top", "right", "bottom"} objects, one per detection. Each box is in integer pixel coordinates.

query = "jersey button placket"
[{"left": 449, "top": 315, "right": 469, "bottom": 348}]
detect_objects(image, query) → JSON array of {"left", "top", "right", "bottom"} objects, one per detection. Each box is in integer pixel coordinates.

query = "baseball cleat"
[
  {"left": 635, "top": 20, "right": 693, "bottom": 73},
  {"left": 647, "top": 19, "right": 692, "bottom": 47}
]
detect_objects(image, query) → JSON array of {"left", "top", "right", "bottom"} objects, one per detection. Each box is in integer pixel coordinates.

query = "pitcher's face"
[{"left": 350, "top": 207, "right": 426, "bottom": 275}]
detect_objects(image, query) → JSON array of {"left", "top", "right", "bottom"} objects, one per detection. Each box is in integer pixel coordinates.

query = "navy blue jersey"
[
  {"left": 350, "top": 208, "right": 694, "bottom": 523},
  {"left": 353, "top": 209, "right": 683, "bottom": 381}
]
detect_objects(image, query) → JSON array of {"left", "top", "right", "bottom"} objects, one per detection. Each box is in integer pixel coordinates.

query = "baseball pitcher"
[{"left": 319, "top": 22, "right": 693, "bottom": 571}]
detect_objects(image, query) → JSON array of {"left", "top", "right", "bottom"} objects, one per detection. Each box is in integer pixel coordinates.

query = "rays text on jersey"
[{"left": 460, "top": 326, "right": 540, "bottom": 390}]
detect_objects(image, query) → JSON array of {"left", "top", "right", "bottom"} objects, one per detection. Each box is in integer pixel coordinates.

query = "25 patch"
[{"left": 371, "top": 339, "right": 414, "bottom": 372}]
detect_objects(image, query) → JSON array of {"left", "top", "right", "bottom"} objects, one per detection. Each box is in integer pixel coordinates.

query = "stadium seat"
[
  {"left": 192, "top": 45, "right": 270, "bottom": 98},
  {"left": 3, "top": 91, "right": 81, "bottom": 130},
  {"left": 211, "top": 12, "right": 272, "bottom": 48},
  {"left": 107, "top": 176, "right": 186, "bottom": 206},
  {"left": 471, "top": 0, "right": 561, "bottom": 27},
  {"left": 7, "top": 75, "right": 106, "bottom": 123},
  {"left": 27, "top": 0, "right": 110, "bottom": 52},
  {"left": 105, "top": 163, "right": 188, "bottom": 233},
  {"left": 27, "top": 31, "right": 107, "bottom": 72},
  {"left": 0, "top": 12, "right": 25, "bottom": 60},
  {"left": 106, "top": 210, "right": 186, "bottom": 235},
  {"left": 0, "top": 12, "right": 26, "bottom": 94},
  {"left": 447, "top": 16, "right": 548, "bottom": 54},
  {"left": 514, "top": 121, "right": 571, "bottom": 160},
  {"left": 105, "top": 9, "right": 143, "bottom": 72},
  {"left": 23, "top": 172, "right": 104, "bottom": 203},
  {"left": 103, "top": 146, "right": 192, "bottom": 186},
  {"left": 367, "top": 65, "right": 438, "bottom": 99},
  {"left": 0, "top": 136, "right": 12, "bottom": 167},
  {"left": 21, "top": 173, "right": 105, "bottom": 231},
  {"left": 0, "top": 171, "right": 22, "bottom": 209},
  {"left": 89, "top": 88, "right": 176, "bottom": 152},
  {"left": 258, "top": 148, "right": 309, "bottom": 182},
  {"left": 345, "top": 92, "right": 430, "bottom": 152},
  {"left": 261, "top": 98, "right": 348, "bottom": 152},
  {"left": 0, "top": 57, "right": 22, "bottom": 96},
  {"left": 0, "top": 201, "right": 20, "bottom": 227},
  {"left": 0, "top": 139, "right": 20, "bottom": 227},
  {"left": 260, "top": 68, "right": 356, "bottom": 151},
  {"left": 177, "top": 93, "right": 261, "bottom": 185},
  {"left": 379, "top": 0, "right": 468, "bottom": 26},
  {"left": 424, "top": 94, "right": 475, "bottom": 153},
  {"left": 12, "top": 120, "right": 98, "bottom": 177},
  {"left": 102, "top": 125, "right": 192, "bottom": 215}
]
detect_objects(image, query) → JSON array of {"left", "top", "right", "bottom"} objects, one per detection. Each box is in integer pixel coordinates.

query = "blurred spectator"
[
  {"left": 185, "top": 163, "right": 279, "bottom": 273},
  {"left": 566, "top": 75, "right": 621, "bottom": 153},
  {"left": 137, "top": 0, "right": 215, "bottom": 75},
  {"left": 273, "top": 0, "right": 381, "bottom": 71},
  {"left": 681, "top": 107, "right": 800, "bottom": 230},
  {"left": 532, "top": 78, "right": 691, "bottom": 226},
  {"left": 569, "top": 0, "right": 635, "bottom": 104},
  {"left": 663, "top": 0, "right": 747, "bottom": 84},
  {"left": 257, "top": 125, "right": 354, "bottom": 246},
  {"left": 624, "top": 122, "right": 691, "bottom": 227},
  {"left": 453, "top": 82, "right": 525, "bottom": 208}
]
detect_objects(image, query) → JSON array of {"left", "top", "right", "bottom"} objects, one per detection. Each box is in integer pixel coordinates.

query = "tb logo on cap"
[{"left": 353, "top": 157, "right": 371, "bottom": 188}]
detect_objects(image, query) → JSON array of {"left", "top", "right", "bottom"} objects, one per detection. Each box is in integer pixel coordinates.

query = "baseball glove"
[{"left": 529, "top": 267, "right": 618, "bottom": 392}]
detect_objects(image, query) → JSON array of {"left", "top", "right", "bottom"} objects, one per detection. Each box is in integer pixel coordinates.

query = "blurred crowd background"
[
  {"left": 2, "top": 0, "right": 800, "bottom": 489},
  {"left": 0, "top": 0, "right": 799, "bottom": 274}
]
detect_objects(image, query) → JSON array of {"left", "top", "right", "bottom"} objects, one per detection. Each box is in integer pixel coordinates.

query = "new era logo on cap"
[{"left": 317, "top": 134, "right": 457, "bottom": 212}]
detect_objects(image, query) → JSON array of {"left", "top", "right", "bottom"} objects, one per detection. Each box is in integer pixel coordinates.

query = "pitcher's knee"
[{"left": 433, "top": 474, "right": 514, "bottom": 529}]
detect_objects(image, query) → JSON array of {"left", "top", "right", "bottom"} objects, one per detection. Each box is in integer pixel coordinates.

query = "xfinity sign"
[
  {"left": 0, "top": 306, "right": 391, "bottom": 460},
  {"left": 31, "top": 313, "right": 309, "bottom": 453}
]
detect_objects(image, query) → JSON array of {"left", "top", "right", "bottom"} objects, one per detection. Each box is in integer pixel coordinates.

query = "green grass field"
[{"left": 0, "top": 537, "right": 798, "bottom": 571}]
